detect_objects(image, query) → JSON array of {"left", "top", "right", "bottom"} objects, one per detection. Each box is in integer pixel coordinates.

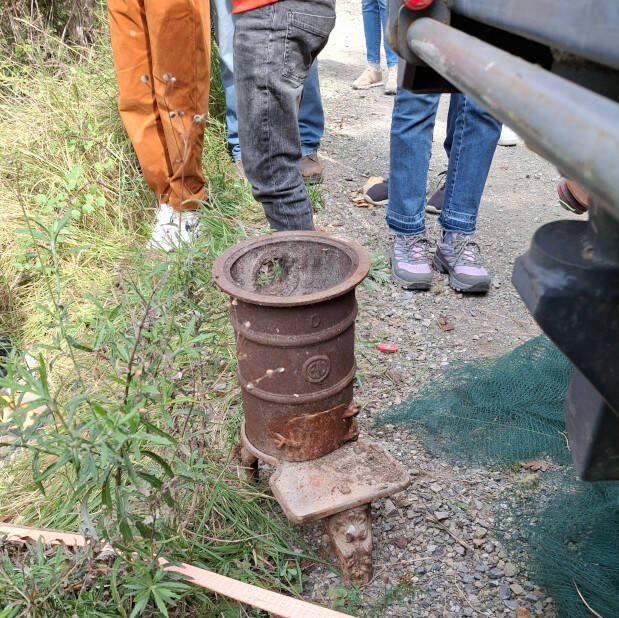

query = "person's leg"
[
  {"left": 378, "top": 0, "right": 398, "bottom": 68},
  {"left": 108, "top": 0, "right": 170, "bottom": 203},
  {"left": 299, "top": 60, "right": 324, "bottom": 157},
  {"left": 298, "top": 60, "right": 324, "bottom": 183},
  {"left": 143, "top": 0, "right": 210, "bottom": 212},
  {"left": 387, "top": 89, "right": 439, "bottom": 235},
  {"left": 434, "top": 94, "right": 500, "bottom": 291},
  {"left": 362, "top": 0, "right": 381, "bottom": 67},
  {"left": 439, "top": 94, "right": 500, "bottom": 234},
  {"left": 354, "top": 0, "right": 383, "bottom": 89},
  {"left": 387, "top": 89, "right": 440, "bottom": 289},
  {"left": 234, "top": 0, "right": 335, "bottom": 231},
  {"left": 211, "top": 0, "right": 240, "bottom": 162}
]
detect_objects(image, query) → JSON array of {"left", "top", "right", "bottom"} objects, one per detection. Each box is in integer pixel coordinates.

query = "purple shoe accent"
[
  {"left": 433, "top": 232, "right": 490, "bottom": 293},
  {"left": 398, "top": 261, "right": 432, "bottom": 274},
  {"left": 389, "top": 234, "right": 433, "bottom": 290}
]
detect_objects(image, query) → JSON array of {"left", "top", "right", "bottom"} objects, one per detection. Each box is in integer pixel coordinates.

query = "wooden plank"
[
  {"left": 0, "top": 523, "right": 86, "bottom": 547},
  {"left": 160, "top": 559, "right": 353, "bottom": 618},
  {"left": 0, "top": 524, "right": 353, "bottom": 617}
]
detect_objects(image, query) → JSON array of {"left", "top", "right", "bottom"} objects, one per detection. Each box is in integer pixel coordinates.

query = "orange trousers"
[{"left": 108, "top": 0, "right": 210, "bottom": 211}]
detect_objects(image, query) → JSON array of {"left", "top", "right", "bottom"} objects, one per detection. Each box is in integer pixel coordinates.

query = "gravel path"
[{"left": 299, "top": 2, "right": 579, "bottom": 615}]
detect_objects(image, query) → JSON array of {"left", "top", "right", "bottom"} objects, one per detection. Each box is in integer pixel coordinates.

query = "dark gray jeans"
[{"left": 234, "top": 0, "right": 336, "bottom": 230}]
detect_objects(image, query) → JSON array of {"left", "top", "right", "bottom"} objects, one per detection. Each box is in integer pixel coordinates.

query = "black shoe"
[{"left": 364, "top": 180, "right": 388, "bottom": 206}]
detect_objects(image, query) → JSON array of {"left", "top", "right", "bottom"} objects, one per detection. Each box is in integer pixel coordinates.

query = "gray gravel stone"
[
  {"left": 510, "top": 583, "right": 525, "bottom": 595},
  {"left": 504, "top": 562, "right": 518, "bottom": 577}
]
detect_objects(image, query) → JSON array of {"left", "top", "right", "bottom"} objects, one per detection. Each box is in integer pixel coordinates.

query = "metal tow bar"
[{"left": 387, "top": 0, "right": 619, "bottom": 480}]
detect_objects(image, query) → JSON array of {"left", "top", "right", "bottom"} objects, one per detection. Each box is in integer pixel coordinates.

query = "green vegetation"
[{"left": 0, "top": 23, "right": 321, "bottom": 617}]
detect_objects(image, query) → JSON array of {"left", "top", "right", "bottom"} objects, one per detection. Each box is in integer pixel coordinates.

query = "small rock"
[
  {"left": 489, "top": 567, "right": 504, "bottom": 579},
  {"left": 383, "top": 498, "right": 397, "bottom": 516},
  {"left": 463, "top": 609, "right": 474, "bottom": 617},
  {"left": 510, "top": 583, "right": 525, "bottom": 595},
  {"left": 427, "top": 544, "right": 437, "bottom": 553},
  {"left": 499, "top": 584, "right": 511, "bottom": 600},
  {"left": 473, "top": 526, "right": 487, "bottom": 538},
  {"left": 414, "top": 313, "right": 422, "bottom": 320},
  {"left": 393, "top": 536, "right": 408, "bottom": 549},
  {"left": 505, "top": 600, "right": 519, "bottom": 610},
  {"left": 434, "top": 510, "right": 450, "bottom": 520},
  {"left": 430, "top": 482, "right": 443, "bottom": 493},
  {"left": 462, "top": 574, "right": 474, "bottom": 584},
  {"left": 504, "top": 562, "right": 518, "bottom": 577},
  {"left": 525, "top": 593, "right": 539, "bottom": 602}
]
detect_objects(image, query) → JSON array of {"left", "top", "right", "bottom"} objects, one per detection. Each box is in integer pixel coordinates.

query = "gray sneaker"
[
  {"left": 389, "top": 234, "right": 432, "bottom": 290},
  {"left": 433, "top": 232, "right": 490, "bottom": 292}
]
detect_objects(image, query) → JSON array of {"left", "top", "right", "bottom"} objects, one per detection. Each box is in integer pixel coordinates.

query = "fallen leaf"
[
  {"left": 521, "top": 460, "right": 552, "bottom": 472},
  {"left": 354, "top": 197, "right": 372, "bottom": 209}
]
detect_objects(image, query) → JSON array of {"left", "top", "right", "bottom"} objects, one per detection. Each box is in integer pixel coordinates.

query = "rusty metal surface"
[
  {"left": 212, "top": 231, "right": 370, "bottom": 461},
  {"left": 404, "top": 17, "right": 619, "bottom": 220},
  {"left": 325, "top": 504, "right": 373, "bottom": 585},
  {"left": 212, "top": 231, "right": 370, "bottom": 307},
  {"left": 272, "top": 404, "right": 360, "bottom": 460},
  {"left": 268, "top": 440, "right": 411, "bottom": 524},
  {"left": 449, "top": 0, "right": 619, "bottom": 71}
]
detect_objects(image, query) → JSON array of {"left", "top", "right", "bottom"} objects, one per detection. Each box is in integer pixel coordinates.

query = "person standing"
[
  {"left": 108, "top": 0, "right": 211, "bottom": 250},
  {"left": 353, "top": 0, "right": 398, "bottom": 94},
  {"left": 211, "top": 0, "right": 325, "bottom": 184},
  {"left": 387, "top": 89, "right": 500, "bottom": 293},
  {"left": 232, "top": 0, "right": 335, "bottom": 231}
]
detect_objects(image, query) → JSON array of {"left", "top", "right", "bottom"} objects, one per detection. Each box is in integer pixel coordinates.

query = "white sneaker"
[
  {"left": 352, "top": 66, "right": 383, "bottom": 89},
  {"left": 498, "top": 125, "right": 518, "bottom": 146},
  {"left": 384, "top": 65, "right": 397, "bottom": 95},
  {"left": 148, "top": 203, "right": 200, "bottom": 251}
]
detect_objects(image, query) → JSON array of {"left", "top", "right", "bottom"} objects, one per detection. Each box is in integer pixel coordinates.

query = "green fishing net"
[
  {"left": 376, "top": 336, "right": 619, "bottom": 618},
  {"left": 496, "top": 471, "right": 619, "bottom": 618},
  {"left": 377, "top": 335, "right": 572, "bottom": 466}
]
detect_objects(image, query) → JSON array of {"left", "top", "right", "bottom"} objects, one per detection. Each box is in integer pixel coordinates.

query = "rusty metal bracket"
[{"left": 271, "top": 403, "right": 360, "bottom": 461}]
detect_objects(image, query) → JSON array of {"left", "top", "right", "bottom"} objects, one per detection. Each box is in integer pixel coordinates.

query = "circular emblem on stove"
[{"left": 303, "top": 355, "right": 331, "bottom": 383}]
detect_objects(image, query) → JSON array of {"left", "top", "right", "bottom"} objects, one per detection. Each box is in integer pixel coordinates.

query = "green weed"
[{"left": 0, "top": 27, "right": 325, "bottom": 617}]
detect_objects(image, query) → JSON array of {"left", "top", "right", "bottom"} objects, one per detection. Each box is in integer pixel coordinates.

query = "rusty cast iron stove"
[{"left": 213, "top": 231, "right": 410, "bottom": 584}]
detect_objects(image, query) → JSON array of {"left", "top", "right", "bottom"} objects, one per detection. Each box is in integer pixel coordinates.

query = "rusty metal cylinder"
[{"left": 212, "top": 232, "right": 370, "bottom": 461}]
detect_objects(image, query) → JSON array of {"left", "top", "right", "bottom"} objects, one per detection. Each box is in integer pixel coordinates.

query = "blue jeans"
[
  {"left": 212, "top": 0, "right": 324, "bottom": 162},
  {"left": 362, "top": 0, "right": 398, "bottom": 68},
  {"left": 387, "top": 89, "right": 500, "bottom": 236}
]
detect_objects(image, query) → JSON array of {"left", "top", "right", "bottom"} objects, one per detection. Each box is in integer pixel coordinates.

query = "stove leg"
[
  {"left": 240, "top": 446, "right": 259, "bottom": 482},
  {"left": 324, "top": 503, "right": 373, "bottom": 585}
]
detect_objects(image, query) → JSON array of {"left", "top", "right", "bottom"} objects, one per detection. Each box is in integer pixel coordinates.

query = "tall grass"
[{"left": 0, "top": 29, "right": 327, "bottom": 618}]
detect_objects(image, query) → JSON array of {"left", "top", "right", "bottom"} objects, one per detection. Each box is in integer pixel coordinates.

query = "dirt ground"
[{"left": 293, "top": 1, "right": 580, "bottom": 616}]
